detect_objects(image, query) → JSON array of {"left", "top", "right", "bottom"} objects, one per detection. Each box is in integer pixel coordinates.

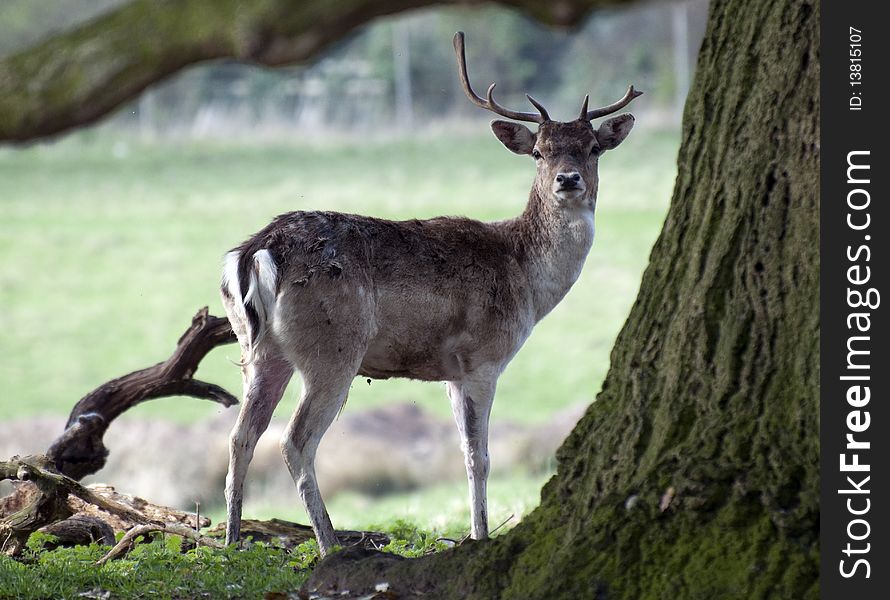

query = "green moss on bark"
[
  {"left": 495, "top": 1, "right": 820, "bottom": 597},
  {"left": 496, "top": 496, "right": 817, "bottom": 600}
]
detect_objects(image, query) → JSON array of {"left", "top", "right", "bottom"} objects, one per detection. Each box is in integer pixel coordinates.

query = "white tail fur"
[{"left": 222, "top": 249, "right": 278, "bottom": 365}]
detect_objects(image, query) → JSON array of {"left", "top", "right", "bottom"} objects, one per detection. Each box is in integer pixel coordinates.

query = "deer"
[{"left": 219, "top": 32, "right": 641, "bottom": 556}]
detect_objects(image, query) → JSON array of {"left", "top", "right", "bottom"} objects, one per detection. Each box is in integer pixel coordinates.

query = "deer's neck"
[{"left": 507, "top": 189, "right": 596, "bottom": 322}]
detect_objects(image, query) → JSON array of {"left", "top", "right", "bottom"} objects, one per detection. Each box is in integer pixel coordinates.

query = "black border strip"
[{"left": 820, "top": 1, "right": 888, "bottom": 596}]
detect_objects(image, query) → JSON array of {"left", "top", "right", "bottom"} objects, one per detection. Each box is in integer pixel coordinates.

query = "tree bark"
[
  {"left": 0, "top": 0, "right": 633, "bottom": 144},
  {"left": 303, "top": 0, "right": 820, "bottom": 597}
]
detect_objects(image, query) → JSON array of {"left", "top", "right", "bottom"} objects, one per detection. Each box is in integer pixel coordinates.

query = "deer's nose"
[{"left": 555, "top": 172, "right": 582, "bottom": 188}]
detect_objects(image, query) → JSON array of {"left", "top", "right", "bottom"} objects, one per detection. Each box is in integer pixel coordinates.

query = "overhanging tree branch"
[{"left": 0, "top": 0, "right": 633, "bottom": 143}]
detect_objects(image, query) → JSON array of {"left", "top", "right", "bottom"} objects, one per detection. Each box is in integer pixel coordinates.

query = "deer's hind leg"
[
  {"left": 279, "top": 366, "right": 357, "bottom": 556},
  {"left": 224, "top": 351, "right": 293, "bottom": 545},
  {"left": 221, "top": 285, "right": 294, "bottom": 545},
  {"left": 273, "top": 275, "right": 374, "bottom": 555}
]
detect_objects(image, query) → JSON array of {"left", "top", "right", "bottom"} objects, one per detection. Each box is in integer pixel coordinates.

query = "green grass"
[
  {"left": 0, "top": 522, "right": 456, "bottom": 599},
  {"left": 235, "top": 469, "right": 552, "bottom": 535},
  {"left": 0, "top": 128, "right": 675, "bottom": 426},
  {"left": 0, "top": 539, "right": 309, "bottom": 599}
]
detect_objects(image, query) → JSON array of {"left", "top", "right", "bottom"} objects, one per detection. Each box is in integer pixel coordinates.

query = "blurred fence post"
[
  {"left": 139, "top": 88, "right": 157, "bottom": 139},
  {"left": 671, "top": 2, "right": 690, "bottom": 121},
  {"left": 392, "top": 21, "right": 414, "bottom": 128}
]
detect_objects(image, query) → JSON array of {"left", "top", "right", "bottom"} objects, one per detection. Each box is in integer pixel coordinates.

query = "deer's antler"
[
  {"left": 581, "top": 86, "right": 643, "bottom": 120},
  {"left": 453, "top": 32, "right": 550, "bottom": 123}
]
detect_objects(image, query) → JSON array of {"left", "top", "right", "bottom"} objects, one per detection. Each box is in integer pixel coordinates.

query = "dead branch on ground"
[
  {"left": 1, "top": 307, "right": 236, "bottom": 556},
  {"left": 48, "top": 307, "right": 237, "bottom": 480},
  {"left": 0, "top": 457, "right": 159, "bottom": 555},
  {"left": 96, "top": 523, "right": 225, "bottom": 565}
]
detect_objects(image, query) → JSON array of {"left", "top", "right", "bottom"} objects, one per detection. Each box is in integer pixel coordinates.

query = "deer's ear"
[
  {"left": 595, "top": 114, "right": 635, "bottom": 151},
  {"left": 491, "top": 120, "right": 536, "bottom": 155}
]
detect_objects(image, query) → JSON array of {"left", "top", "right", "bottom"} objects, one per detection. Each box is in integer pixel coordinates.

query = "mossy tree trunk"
[{"left": 305, "top": 0, "right": 820, "bottom": 597}]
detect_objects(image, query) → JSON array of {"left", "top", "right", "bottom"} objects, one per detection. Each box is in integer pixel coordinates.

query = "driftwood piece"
[
  {"left": 0, "top": 457, "right": 157, "bottom": 556},
  {"left": 48, "top": 307, "right": 238, "bottom": 480},
  {"left": 0, "top": 308, "right": 237, "bottom": 554},
  {"left": 66, "top": 484, "right": 210, "bottom": 531},
  {"left": 204, "top": 518, "right": 390, "bottom": 550},
  {"left": 0, "top": 457, "right": 74, "bottom": 556}
]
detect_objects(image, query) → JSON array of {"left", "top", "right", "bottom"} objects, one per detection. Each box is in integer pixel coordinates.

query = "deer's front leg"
[{"left": 447, "top": 376, "right": 496, "bottom": 539}]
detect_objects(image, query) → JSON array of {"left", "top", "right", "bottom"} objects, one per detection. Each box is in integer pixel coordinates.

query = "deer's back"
[{"left": 234, "top": 211, "right": 535, "bottom": 380}]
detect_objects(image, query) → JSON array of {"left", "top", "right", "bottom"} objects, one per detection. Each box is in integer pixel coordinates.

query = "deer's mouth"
[{"left": 554, "top": 186, "right": 586, "bottom": 201}]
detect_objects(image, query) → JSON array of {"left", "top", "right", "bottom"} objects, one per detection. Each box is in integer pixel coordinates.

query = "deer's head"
[{"left": 454, "top": 32, "right": 640, "bottom": 210}]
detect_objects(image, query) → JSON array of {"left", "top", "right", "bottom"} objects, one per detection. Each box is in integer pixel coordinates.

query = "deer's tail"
[{"left": 222, "top": 248, "right": 278, "bottom": 366}]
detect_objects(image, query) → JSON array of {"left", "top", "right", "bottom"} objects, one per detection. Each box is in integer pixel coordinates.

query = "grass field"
[
  {"left": 233, "top": 469, "right": 552, "bottom": 534},
  {"left": 0, "top": 522, "right": 448, "bottom": 599},
  {"left": 0, "top": 128, "right": 675, "bottom": 425}
]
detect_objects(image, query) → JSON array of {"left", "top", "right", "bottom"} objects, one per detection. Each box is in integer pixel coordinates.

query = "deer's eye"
[
  {"left": 590, "top": 145, "right": 601, "bottom": 156},
  {"left": 532, "top": 149, "right": 543, "bottom": 160}
]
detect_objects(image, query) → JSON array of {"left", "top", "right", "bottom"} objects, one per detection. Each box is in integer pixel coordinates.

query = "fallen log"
[
  {"left": 204, "top": 518, "right": 391, "bottom": 551},
  {"left": 41, "top": 515, "right": 116, "bottom": 550},
  {"left": 66, "top": 484, "right": 210, "bottom": 531},
  {"left": 0, "top": 458, "right": 158, "bottom": 556}
]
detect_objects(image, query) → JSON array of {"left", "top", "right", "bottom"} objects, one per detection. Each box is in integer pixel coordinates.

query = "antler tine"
[
  {"left": 526, "top": 95, "right": 551, "bottom": 122},
  {"left": 453, "top": 32, "right": 490, "bottom": 111},
  {"left": 453, "top": 32, "right": 547, "bottom": 124},
  {"left": 585, "top": 85, "right": 643, "bottom": 120},
  {"left": 578, "top": 95, "right": 589, "bottom": 120}
]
